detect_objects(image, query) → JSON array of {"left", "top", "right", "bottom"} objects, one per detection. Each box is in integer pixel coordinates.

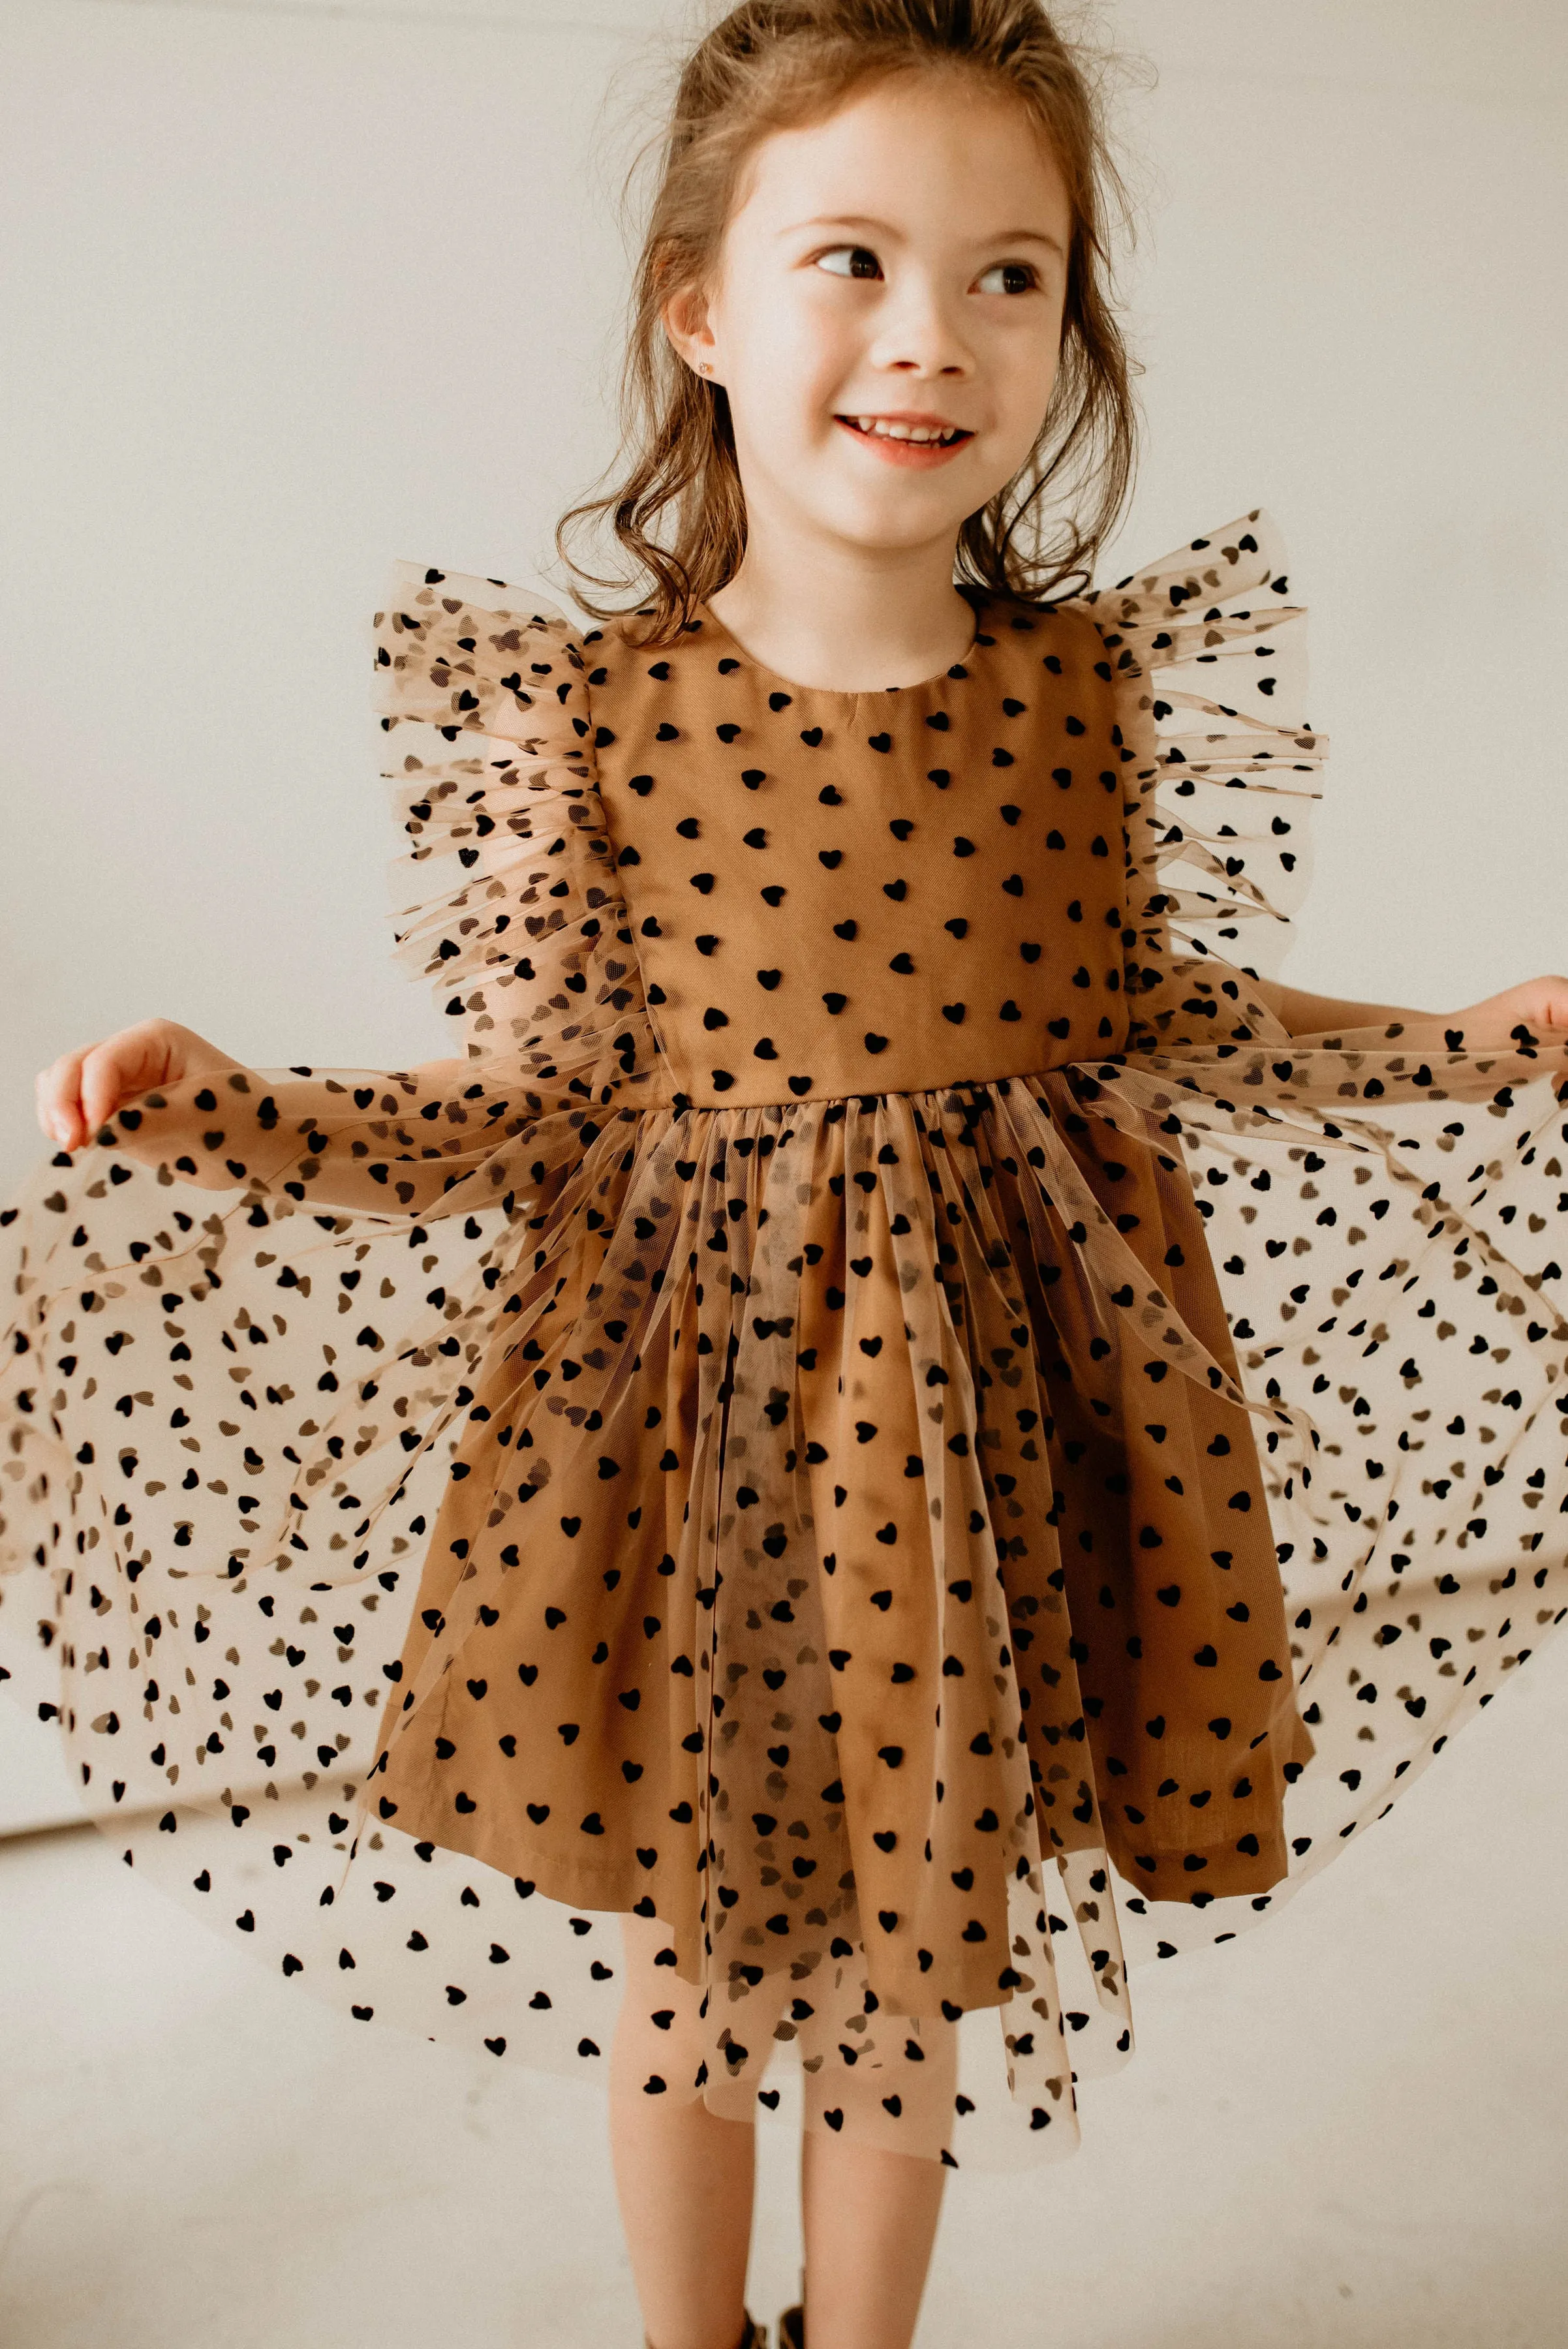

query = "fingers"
[
  {"left": 80, "top": 1041, "right": 135, "bottom": 1140},
  {"left": 1538, "top": 977, "right": 1568, "bottom": 1031},
  {"left": 33, "top": 1021, "right": 175, "bottom": 1153},
  {"left": 35, "top": 1046, "right": 95, "bottom": 1151}
]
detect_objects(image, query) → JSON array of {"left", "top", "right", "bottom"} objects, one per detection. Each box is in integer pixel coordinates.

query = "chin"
[{"left": 814, "top": 479, "right": 962, "bottom": 533}]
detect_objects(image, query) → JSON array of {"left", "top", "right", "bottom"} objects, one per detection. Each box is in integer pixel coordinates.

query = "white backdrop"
[{"left": 2, "top": 0, "right": 1565, "bottom": 1829}]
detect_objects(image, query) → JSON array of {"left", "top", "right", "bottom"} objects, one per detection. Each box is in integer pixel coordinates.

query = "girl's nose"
[{"left": 865, "top": 281, "right": 973, "bottom": 380}]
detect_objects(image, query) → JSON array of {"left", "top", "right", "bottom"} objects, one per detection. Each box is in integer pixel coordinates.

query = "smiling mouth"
[{"left": 837, "top": 416, "right": 973, "bottom": 446}]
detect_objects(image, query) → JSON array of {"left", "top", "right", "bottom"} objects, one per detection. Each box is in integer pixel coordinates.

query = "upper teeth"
[{"left": 853, "top": 418, "right": 962, "bottom": 443}]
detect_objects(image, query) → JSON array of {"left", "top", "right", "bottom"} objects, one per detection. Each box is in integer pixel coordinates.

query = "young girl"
[{"left": 5, "top": 4, "right": 1565, "bottom": 2345}]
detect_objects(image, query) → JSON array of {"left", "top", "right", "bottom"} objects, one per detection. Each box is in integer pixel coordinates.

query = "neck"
[{"left": 706, "top": 536, "right": 977, "bottom": 695}]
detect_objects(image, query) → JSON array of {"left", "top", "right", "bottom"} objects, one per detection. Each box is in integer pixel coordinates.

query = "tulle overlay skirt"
[{"left": 4, "top": 1021, "right": 1566, "bottom": 2167}]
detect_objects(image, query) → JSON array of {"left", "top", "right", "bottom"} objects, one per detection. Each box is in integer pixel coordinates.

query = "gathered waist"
[{"left": 664, "top": 1058, "right": 1112, "bottom": 1118}]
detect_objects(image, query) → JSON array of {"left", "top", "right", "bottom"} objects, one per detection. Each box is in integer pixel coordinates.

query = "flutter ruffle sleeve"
[
  {"left": 1080, "top": 508, "right": 1321, "bottom": 984},
  {"left": 371, "top": 562, "right": 660, "bottom": 1096}
]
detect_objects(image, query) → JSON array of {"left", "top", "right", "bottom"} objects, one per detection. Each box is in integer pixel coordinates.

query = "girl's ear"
[{"left": 662, "top": 283, "right": 720, "bottom": 384}]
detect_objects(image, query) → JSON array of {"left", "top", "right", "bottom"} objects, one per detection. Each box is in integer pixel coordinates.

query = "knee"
[
  {"left": 798, "top": 2006, "right": 959, "bottom": 2159},
  {"left": 611, "top": 1914, "right": 711, "bottom": 2102},
  {"left": 611, "top": 1918, "right": 792, "bottom": 2118}
]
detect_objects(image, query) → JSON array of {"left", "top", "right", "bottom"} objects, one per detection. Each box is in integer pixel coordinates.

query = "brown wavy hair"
[{"left": 554, "top": 0, "right": 1139, "bottom": 644}]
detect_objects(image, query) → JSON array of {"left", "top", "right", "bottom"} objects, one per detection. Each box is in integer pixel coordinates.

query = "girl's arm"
[
  {"left": 1251, "top": 973, "right": 1568, "bottom": 1046},
  {"left": 1248, "top": 977, "right": 1429, "bottom": 1035},
  {"left": 35, "top": 1018, "right": 472, "bottom": 1185}
]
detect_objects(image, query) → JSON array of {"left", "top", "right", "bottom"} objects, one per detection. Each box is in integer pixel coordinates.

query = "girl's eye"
[
  {"left": 976, "top": 260, "right": 1041, "bottom": 297},
  {"left": 812, "top": 248, "right": 1041, "bottom": 296},
  {"left": 814, "top": 245, "right": 882, "bottom": 280}
]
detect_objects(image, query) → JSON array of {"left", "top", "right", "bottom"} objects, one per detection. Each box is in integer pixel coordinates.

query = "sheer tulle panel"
[{"left": 1061, "top": 1037, "right": 1568, "bottom": 1968}]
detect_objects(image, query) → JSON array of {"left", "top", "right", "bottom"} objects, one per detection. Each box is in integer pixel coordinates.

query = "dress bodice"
[{"left": 587, "top": 592, "right": 1131, "bottom": 1107}]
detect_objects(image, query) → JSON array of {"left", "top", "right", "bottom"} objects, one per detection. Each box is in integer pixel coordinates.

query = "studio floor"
[{"left": 3, "top": 1640, "right": 1567, "bottom": 2349}]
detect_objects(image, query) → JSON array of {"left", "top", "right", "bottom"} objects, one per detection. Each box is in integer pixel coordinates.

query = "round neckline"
[{"left": 690, "top": 583, "right": 991, "bottom": 703}]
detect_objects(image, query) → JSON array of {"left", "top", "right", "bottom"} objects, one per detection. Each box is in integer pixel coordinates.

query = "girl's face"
[{"left": 673, "top": 72, "right": 1073, "bottom": 565}]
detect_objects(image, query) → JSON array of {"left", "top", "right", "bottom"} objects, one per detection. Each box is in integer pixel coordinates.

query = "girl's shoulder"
[{"left": 972, "top": 580, "right": 1103, "bottom": 662}]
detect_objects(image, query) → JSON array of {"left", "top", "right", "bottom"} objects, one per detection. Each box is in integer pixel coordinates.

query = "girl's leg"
[
  {"left": 795, "top": 2010, "right": 959, "bottom": 2349},
  {"left": 607, "top": 1912, "right": 763, "bottom": 2349},
  {"left": 799, "top": 2130, "right": 947, "bottom": 2349}
]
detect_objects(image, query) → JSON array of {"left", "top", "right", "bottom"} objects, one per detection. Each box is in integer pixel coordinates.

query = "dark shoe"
[
  {"left": 778, "top": 2309, "right": 804, "bottom": 2348},
  {"left": 646, "top": 2319, "right": 765, "bottom": 2349}
]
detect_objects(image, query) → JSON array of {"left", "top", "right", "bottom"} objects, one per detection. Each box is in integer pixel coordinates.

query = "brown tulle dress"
[{"left": 3, "top": 511, "right": 1565, "bottom": 2167}]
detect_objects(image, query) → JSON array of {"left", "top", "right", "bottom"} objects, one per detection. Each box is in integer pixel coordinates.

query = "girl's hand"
[
  {"left": 35, "top": 1020, "right": 251, "bottom": 1153},
  {"left": 1441, "top": 976, "right": 1568, "bottom": 1048}
]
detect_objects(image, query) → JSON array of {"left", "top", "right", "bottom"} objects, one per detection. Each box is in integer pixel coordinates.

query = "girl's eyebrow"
[{"left": 782, "top": 212, "right": 1066, "bottom": 257}]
